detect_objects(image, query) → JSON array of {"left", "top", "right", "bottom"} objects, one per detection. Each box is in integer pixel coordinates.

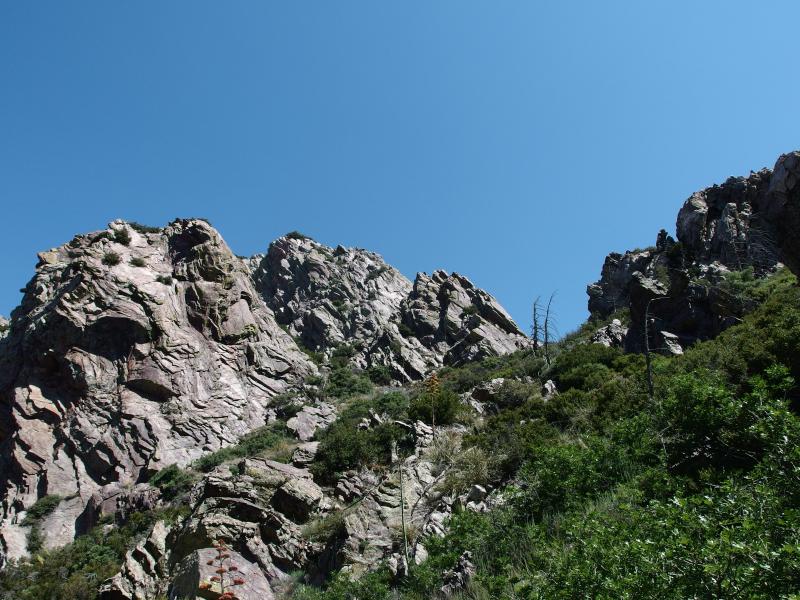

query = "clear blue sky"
[{"left": 2, "top": 2, "right": 800, "bottom": 334}]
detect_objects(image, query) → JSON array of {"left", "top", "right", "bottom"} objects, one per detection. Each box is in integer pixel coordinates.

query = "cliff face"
[
  {"left": 0, "top": 221, "right": 528, "bottom": 564},
  {"left": 0, "top": 219, "right": 316, "bottom": 559},
  {"left": 251, "top": 235, "right": 529, "bottom": 381},
  {"left": 588, "top": 151, "right": 800, "bottom": 354}
]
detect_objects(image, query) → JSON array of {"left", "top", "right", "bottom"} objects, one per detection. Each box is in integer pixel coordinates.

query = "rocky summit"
[
  {"left": 2, "top": 151, "right": 800, "bottom": 600},
  {"left": 0, "top": 219, "right": 527, "bottom": 571},
  {"left": 587, "top": 150, "right": 800, "bottom": 354},
  {"left": 251, "top": 234, "right": 529, "bottom": 381}
]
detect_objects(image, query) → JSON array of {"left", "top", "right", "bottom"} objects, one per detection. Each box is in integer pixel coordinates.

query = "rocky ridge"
[
  {"left": 251, "top": 235, "right": 529, "bottom": 381},
  {"left": 98, "top": 418, "right": 466, "bottom": 599},
  {"left": 588, "top": 151, "right": 800, "bottom": 354},
  {"left": 0, "top": 220, "right": 528, "bottom": 567}
]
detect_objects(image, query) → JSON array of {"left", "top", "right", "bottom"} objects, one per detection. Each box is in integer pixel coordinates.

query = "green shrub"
[
  {"left": 324, "top": 367, "right": 373, "bottom": 399},
  {"left": 129, "top": 257, "right": 146, "bottom": 267},
  {"left": 113, "top": 227, "right": 131, "bottom": 245},
  {"left": 0, "top": 508, "right": 186, "bottom": 600},
  {"left": 22, "top": 494, "right": 62, "bottom": 526},
  {"left": 285, "top": 230, "right": 311, "bottom": 241},
  {"left": 148, "top": 464, "right": 196, "bottom": 500},
  {"left": 155, "top": 274, "right": 173, "bottom": 285},
  {"left": 461, "top": 304, "right": 479, "bottom": 316},
  {"left": 102, "top": 252, "right": 121, "bottom": 266},
  {"left": 408, "top": 388, "right": 461, "bottom": 426},
  {"left": 366, "top": 364, "right": 393, "bottom": 385},
  {"left": 129, "top": 221, "right": 161, "bottom": 234},
  {"left": 193, "top": 424, "right": 289, "bottom": 472},
  {"left": 312, "top": 391, "right": 412, "bottom": 482},
  {"left": 365, "top": 266, "right": 389, "bottom": 282}
]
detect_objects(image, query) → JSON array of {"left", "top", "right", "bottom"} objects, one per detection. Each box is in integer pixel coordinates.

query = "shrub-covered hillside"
[{"left": 291, "top": 268, "right": 800, "bottom": 599}]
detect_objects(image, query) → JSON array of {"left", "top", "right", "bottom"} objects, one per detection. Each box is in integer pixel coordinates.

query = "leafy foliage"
[
  {"left": 102, "top": 252, "right": 120, "bottom": 266},
  {"left": 0, "top": 508, "right": 186, "bottom": 600},
  {"left": 112, "top": 227, "right": 131, "bottom": 246},
  {"left": 312, "top": 392, "right": 412, "bottom": 483},
  {"left": 128, "top": 221, "right": 161, "bottom": 234},
  {"left": 193, "top": 423, "right": 290, "bottom": 472},
  {"left": 148, "top": 464, "right": 197, "bottom": 500}
]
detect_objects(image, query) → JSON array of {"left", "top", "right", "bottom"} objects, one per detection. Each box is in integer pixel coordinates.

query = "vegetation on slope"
[{"left": 293, "top": 268, "right": 800, "bottom": 599}]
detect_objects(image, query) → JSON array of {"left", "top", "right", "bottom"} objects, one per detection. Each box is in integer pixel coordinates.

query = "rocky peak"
[
  {"left": 252, "top": 235, "right": 529, "bottom": 381},
  {"left": 401, "top": 270, "right": 528, "bottom": 365},
  {"left": 587, "top": 151, "right": 800, "bottom": 354},
  {"left": 0, "top": 219, "right": 315, "bottom": 561},
  {"left": 252, "top": 233, "right": 413, "bottom": 354}
]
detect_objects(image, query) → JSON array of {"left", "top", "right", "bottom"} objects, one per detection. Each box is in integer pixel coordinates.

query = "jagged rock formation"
[
  {"left": 588, "top": 151, "right": 800, "bottom": 354},
  {"left": 99, "top": 419, "right": 457, "bottom": 599},
  {"left": 251, "top": 236, "right": 529, "bottom": 380},
  {"left": 0, "top": 219, "right": 315, "bottom": 562},
  {"left": 101, "top": 457, "right": 329, "bottom": 599},
  {"left": 0, "top": 218, "right": 528, "bottom": 572}
]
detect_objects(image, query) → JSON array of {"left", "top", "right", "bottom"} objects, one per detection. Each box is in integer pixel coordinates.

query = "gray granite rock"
[
  {"left": 587, "top": 151, "right": 800, "bottom": 354},
  {"left": 252, "top": 237, "right": 529, "bottom": 382},
  {"left": 0, "top": 219, "right": 316, "bottom": 561}
]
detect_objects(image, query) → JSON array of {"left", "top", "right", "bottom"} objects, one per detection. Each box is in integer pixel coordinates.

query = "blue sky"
[{"left": 2, "top": 2, "right": 800, "bottom": 334}]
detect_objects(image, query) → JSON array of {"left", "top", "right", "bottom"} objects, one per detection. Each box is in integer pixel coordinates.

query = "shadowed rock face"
[
  {"left": 251, "top": 236, "right": 529, "bottom": 381},
  {"left": 0, "top": 219, "right": 315, "bottom": 561},
  {"left": 588, "top": 151, "right": 800, "bottom": 354}
]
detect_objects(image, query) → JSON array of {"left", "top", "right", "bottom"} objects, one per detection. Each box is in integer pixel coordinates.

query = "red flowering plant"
[{"left": 197, "top": 539, "right": 246, "bottom": 599}]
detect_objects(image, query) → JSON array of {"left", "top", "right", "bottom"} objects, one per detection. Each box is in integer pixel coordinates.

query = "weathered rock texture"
[
  {"left": 0, "top": 219, "right": 315, "bottom": 561},
  {"left": 101, "top": 457, "right": 329, "bottom": 600},
  {"left": 0, "top": 219, "right": 528, "bottom": 569},
  {"left": 588, "top": 151, "right": 800, "bottom": 354},
  {"left": 252, "top": 236, "right": 529, "bottom": 381}
]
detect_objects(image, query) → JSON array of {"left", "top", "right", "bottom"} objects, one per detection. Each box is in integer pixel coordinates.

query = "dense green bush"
[
  {"left": 112, "top": 227, "right": 131, "bottom": 245},
  {"left": 324, "top": 366, "right": 373, "bottom": 399},
  {"left": 193, "top": 424, "right": 289, "bottom": 472},
  {"left": 408, "top": 388, "right": 461, "bottom": 426},
  {"left": 366, "top": 364, "right": 393, "bottom": 385},
  {"left": 0, "top": 508, "right": 186, "bottom": 600},
  {"left": 129, "top": 221, "right": 161, "bottom": 234},
  {"left": 21, "top": 495, "right": 62, "bottom": 525},
  {"left": 148, "top": 464, "right": 197, "bottom": 500},
  {"left": 312, "top": 392, "right": 412, "bottom": 483},
  {"left": 102, "top": 252, "right": 121, "bottom": 266},
  {"left": 129, "top": 257, "right": 146, "bottom": 267},
  {"left": 386, "top": 269, "right": 800, "bottom": 599}
]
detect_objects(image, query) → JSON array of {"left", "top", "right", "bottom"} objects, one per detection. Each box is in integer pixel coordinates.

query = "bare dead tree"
[
  {"left": 543, "top": 292, "right": 556, "bottom": 366},
  {"left": 531, "top": 296, "right": 542, "bottom": 353}
]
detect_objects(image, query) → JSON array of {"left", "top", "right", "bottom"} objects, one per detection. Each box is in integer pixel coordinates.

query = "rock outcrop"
[
  {"left": 252, "top": 235, "right": 529, "bottom": 381},
  {"left": 588, "top": 151, "right": 800, "bottom": 353},
  {"left": 0, "top": 219, "right": 315, "bottom": 561},
  {"left": 101, "top": 457, "right": 329, "bottom": 600}
]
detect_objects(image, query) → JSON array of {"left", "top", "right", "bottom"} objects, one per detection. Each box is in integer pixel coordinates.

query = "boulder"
[
  {"left": 286, "top": 403, "right": 337, "bottom": 442},
  {"left": 271, "top": 478, "right": 324, "bottom": 523}
]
